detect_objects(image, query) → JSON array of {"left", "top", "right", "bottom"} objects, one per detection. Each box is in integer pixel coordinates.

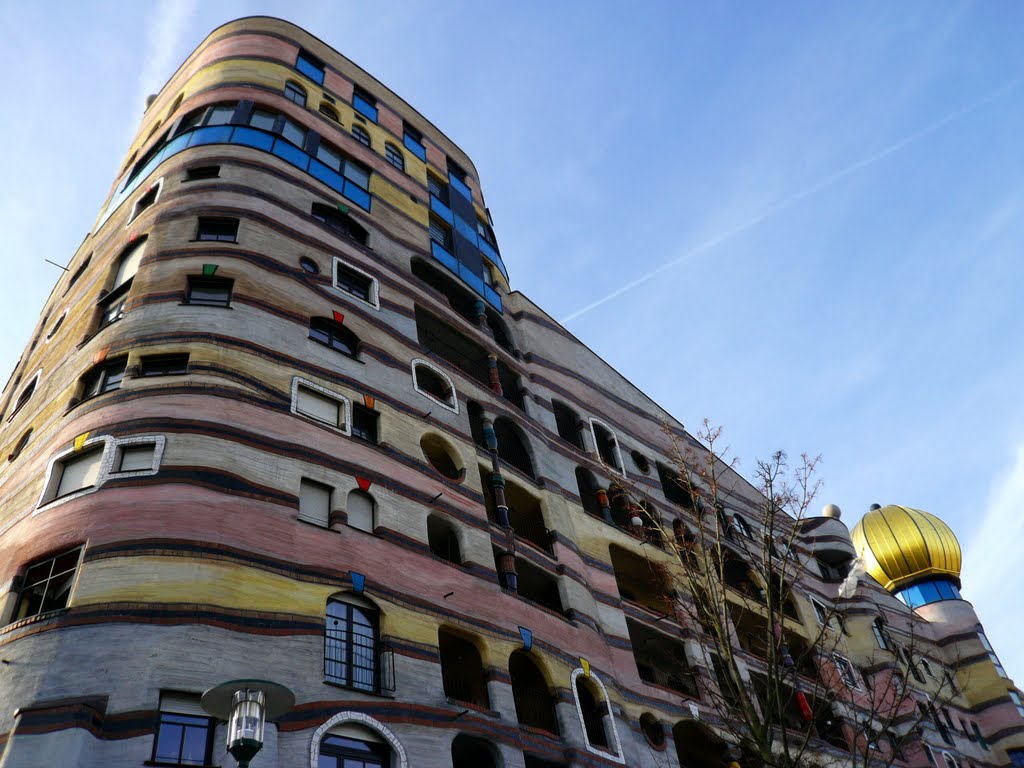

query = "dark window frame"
[
  {"left": 81, "top": 356, "right": 128, "bottom": 399},
  {"left": 351, "top": 124, "right": 371, "bottom": 147},
  {"left": 334, "top": 261, "right": 375, "bottom": 304},
  {"left": 195, "top": 217, "right": 238, "bottom": 243},
  {"left": 402, "top": 123, "right": 426, "bottom": 161},
  {"left": 185, "top": 276, "right": 234, "bottom": 307},
  {"left": 140, "top": 354, "right": 190, "bottom": 377},
  {"left": 11, "top": 546, "right": 82, "bottom": 623},
  {"left": 324, "top": 598, "right": 381, "bottom": 692},
  {"left": 295, "top": 50, "right": 326, "bottom": 85},
  {"left": 384, "top": 142, "right": 405, "bottom": 171},
  {"left": 351, "top": 403, "right": 378, "bottom": 443},
  {"left": 151, "top": 710, "right": 215, "bottom": 766},
  {"left": 352, "top": 87, "right": 378, "bottom": 123},
  {"left": 184, "top": 164, "right": 220, "bottom": 181},
  {"left": 309, "top": 317, "right": 360, "bottom": 359},
  {"left": 284, "top": 80, "right": 307, "bottom": 107}
]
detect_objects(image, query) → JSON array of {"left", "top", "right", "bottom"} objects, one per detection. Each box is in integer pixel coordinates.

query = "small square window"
[
  {"left": 403, "top": 124, "right": 426, "bottom": 161},
  {"left": 351, "top": 404, "right": 378, "bottom": 443},
  {"left": 12, "top": 547, "right": 81, "bottom": 622},
  {"left": 333, "top": 259, "right": 377, "bottom": 307},
  {"left": 185, "top": 165, "right": 220, "bottom": 181},
  {"left": 140, "top": 354, "right": 190, "bottom": 377},
  {"left": 116, "top": 444, "right": 156, "bottom": 473},
  {"left": 129, "top": 183, "right": 160, "bottom": 222},
  {"left": 352, "top": 87, "right": 378, "bottom": 123},
  {"left": 195, "top": 217, "right": 238, "bottom": 242},
  {"left": 296, "top": 50, "right": 325, "bottom": 85},
  {"left": 81, "top": 357, "right": 127, "bottom": 399},
  {"left": 294, "top": 384, "right": 348, "bottom": 430},
  {"left": 153, "top": 708, "right": 214, "bottom": 766},
  {"left": 186, "top": 276, "right": 233, "bottom": 307}
]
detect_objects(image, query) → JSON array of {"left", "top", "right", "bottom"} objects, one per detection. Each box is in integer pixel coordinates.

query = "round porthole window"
[
  {"left": 640, "top": 712, "right": 665, "bottom": 748},
  {"left": 631, "top": 450, "right": 651, "bottom": 474},
  {"left": 420, "top": 433, "right": 463, "bottom": 481},
  {"left": 299, "top": 256, "right": 320, "bottom": 274}
]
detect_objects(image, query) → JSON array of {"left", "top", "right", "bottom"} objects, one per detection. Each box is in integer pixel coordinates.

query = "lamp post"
[{"left": 201, "top": 679, "right": 294, "bottom": 768}]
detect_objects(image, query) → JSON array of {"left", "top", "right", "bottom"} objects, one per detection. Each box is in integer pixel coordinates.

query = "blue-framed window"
[
  {"left": 296, "top": 50, "right": 325, "bottom": 85},
  {"left": 403, "top": 124, "right": 426, "bottom": 161},
  {"left": 352, "top": 87, "right": 378, "bottom": 123}
]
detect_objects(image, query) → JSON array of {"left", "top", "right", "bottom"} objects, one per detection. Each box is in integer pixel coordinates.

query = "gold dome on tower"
[{"left": 850, "top": 504, "right": 962, "bottom": 592}]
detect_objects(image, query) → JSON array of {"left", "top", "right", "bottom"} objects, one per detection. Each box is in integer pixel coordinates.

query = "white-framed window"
[
  {"left": 128, "top": 177, "right": 164, "bottom": 224},
  {"left": 291, "top": 377, "right": 351, "bottom": 433},
  {"left": 833, "top": 654, "right": 860, "bottom": 689},
  {"left": 811, "top": 597, "right": 834, "bottom": 628},
  {"left": 570, "top": 667, "right": 624, "bottom": 763},
  {"left": 589, "top": 418, "right": 624, "bottom": 473},
  {"left": 37, "top": 434, "right": 166, "bottom": 510},
  {"left": 333, "top": 256, "right": 379, "bottom": 310},
  {"left": 299, "top": 478, "right": 333, "bottom": 527},
  {"left": 411, "top": 359, "right": 458, "bottom": 413}
]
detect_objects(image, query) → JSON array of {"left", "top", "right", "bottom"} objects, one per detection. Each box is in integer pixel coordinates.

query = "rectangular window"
[
  {"left": 295, "top": 50, "right": 325, "bottom": 85},
  {"left": 334, "top": 261, "right": 375, "bottom": 305},
  {"left": 140, "top": 354, "right": 190, "bottom": 377},
  {"left": 403, "top": 124, "right": 426, "bottom": 161},
  {"left": 11, "top": 547, "right": 81, "bottom": 622},
  {"left": 299, "top": 479, "right": 332, "bottom": 527},
  {"left": 1010, "top": 691, "right": 1024, "bottom": 719},
  {"left": 54, "top": 448, "right": 104, "bottom": 500},
  {"left": 116, "top": 444, "right": 156, "bottom": 473},
  {"left": 98, "top": 293, "right": 128, "bottom": 327},
  {"left": 429, "top": 215, "right": 452, "bottom": 250},
  {"left": 351, "top": 404, "right": 378, "bottom": 443},
  {"left": 113, "top": 240, "right": 147, "bottom": 289},
  {"left": 153, "top": 693, "right": 214, "bottom": 767},
  {"left": 811, "top": 599, "right": 828, "bottom": 626},
  {"left": 281, "top": 117, "right": 306, "bottom": 147},
  {"left": 81, "top": 357, "right": 127, "bottom": 399},
  {"left": 427, "top": 174, "right": 450, "bottom": 206},
  {"left": 352, "top": 87, "right": 378, "bottom": 123},
  {"left": 295, "top": 385, "right": 346, "bottom": 429},
  {"left": 833, "top": 655, "right": 859, "bottom": 689},
  {"left": 186, "top": 276, "right": 233, "bottom": 307},
  {"left": 195, "top": 217, "right": 238, "bottom": 242},
  {"left": 185, "top": 165, "right": 220, "bottom": 181}
]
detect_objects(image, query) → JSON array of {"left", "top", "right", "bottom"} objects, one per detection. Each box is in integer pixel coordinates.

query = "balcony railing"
[{"left": 324, "top": 628, "right": 395, "bottom": 694}]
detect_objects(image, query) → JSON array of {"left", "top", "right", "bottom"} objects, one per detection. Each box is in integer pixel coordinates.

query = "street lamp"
[{"left": 201, "top": 679, "right": 294, "bottom": 768}]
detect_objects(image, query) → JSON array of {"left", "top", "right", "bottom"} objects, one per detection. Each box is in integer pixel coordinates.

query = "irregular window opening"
[
  {"left": 590, "top": 420, "right": 621, "bottom": 470},
  {"left": 8, "top": 428, "right": 32, "bottom": 462},
  {"left": 640, "top": 712, "right": 664, "bottom": 748},
  {"left": 575, "top": 467, "right": 603, "bottom": 517},
  {"left": 140, "top": 354, "right": 190, "bottom": 377},
  {"left": 12, "top": 547, "right": 82, "bottom": 621},
  {"left": 509, "top": 651, "right": 559, "bottom": 734},
  {"left": 439, "top": 629, "right": 489, "bottom": 708},
  {"left": 284, "top": 80, "right": 307, "bottom": 107},
  {"left": 81, "top": 356, "right": 127, "bottom": 399},
  {"left": 553, "top": 400, "right": 584, "bottom": 449},
  {"left": 466, "top": 400, "right": 486, "bottom": 448},
  {"left": 627, "top": 619, "right": 698, "bottom": 697},
  {"left": 351, "top": 124, "right": 371, "bottom": 147},
  {"left": 657, "top": 461, "right": 693, "bottom": 508},
  {"left": 413, "top": 362, "right": 455, "bottom": 407},
  {"left": 319, "top": 103, "right": 340, "bottom": 122},
  {"left": 492, "top": 417, "right": 534, "bottom": 479},
  {"left": 420, "top": 433, "right": 463, "bottom": 480},
  {"left": 309, "top": 317, "right": 360, "bottom": 358},
  {"left": 427, "top": 515, "right": 461, "bottom": 565},
  {"left": 451, "top": 734, "right": 497, "bottom": 768},
  {"left": 312, "top": 203, "right": 369, "bottom": 246},
  {"left": 610, "top": 544, "right": 670, "bottom": 613},
  {"left": 384, "top": 143, "right": 405, "bottom": 171}
]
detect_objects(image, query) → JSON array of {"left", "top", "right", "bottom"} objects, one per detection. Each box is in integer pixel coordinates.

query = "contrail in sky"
[{"left": 562, "top": 77, "right": 1023, "bottom": 324}]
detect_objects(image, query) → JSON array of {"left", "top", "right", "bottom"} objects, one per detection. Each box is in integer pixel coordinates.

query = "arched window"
[
  {"left": 608, "top": 483, "right": 634, "bottom": 529},
  {"left": 451, "top": 734, "right": 498, "bottom": 768},
  {"left": 467, "top": 401, "right": 486, "bottom": 447},
  {"left": 420, "top": 433, "right": 463, "bottom": 480},
  {"left": 509, "top": 651, "right": 559, "bottom": 734},
  {"left": 553, "top": 401, "right": 584, "bottom": 449},
  {"left": 412, "top": 360, "right": 457, "bottom": 411},
  {"left": 311, "top": 203, "right": 369, "bottom": 246},
  {"left": 722, "top": 554, "right": 760, "bottom": 599},
  {"left": 427, "top": 515, "right": 461, "bottom": 565},
  {"left": 319, "top": 732, "right": 389, "bottom": 768},
  {"left": 284, "top": 81, "right": 307, "bottom": 107},
  {"left": 384, "top": 143, "right": 405, "bottom": 171},
  {"left": 325, "top": 596, "right": 379, "bottom": 692},
  {"left": 346, "top": 489, "right": 375, "bottom": 532},
  {"left": 319, "top": 103, "right": 340, "bottom": 122},
  {"left": 575, "top": 468, "right": 603, "bottom": 517},
  {"left": 309, "top": 317, "right": 360, "bottom": 358},
  {"left": 438, "top": 629, "right": 489, "bottom": 708},
  {"left": 352, "top": 124, "right": 371, "bottom": 147},
  {"left": 493, "top": 417, "right": 534, "bottom": 479},
  {"left": 574, "top": 675, "right": 609, "bottom": 748}
]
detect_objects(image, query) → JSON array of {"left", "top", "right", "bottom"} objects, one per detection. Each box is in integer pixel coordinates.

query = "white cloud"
[
  {"left": 131, "top": 0, "right": 200, "bottom": 129},
  {"left": 961, "top": 442, "right": 1024, "bottom": 683}
]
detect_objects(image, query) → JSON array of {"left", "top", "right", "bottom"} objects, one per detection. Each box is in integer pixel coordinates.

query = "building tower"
[{"left": 1, "top": 16, "right": 1022, "bottom": 768}]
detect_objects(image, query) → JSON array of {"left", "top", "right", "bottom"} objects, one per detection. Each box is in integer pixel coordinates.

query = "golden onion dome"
[{"left": 850, "top": 504, "right": 962, "bottom": 592}]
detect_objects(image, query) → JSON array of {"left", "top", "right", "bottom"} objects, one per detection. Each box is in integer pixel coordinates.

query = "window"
[
  {"left": 352, "top": 87, "right": 378, "bottom": 122},
  {"left": 732, "top": 513, "right": 754, "bottom": 539},
  {"left": 334, "top": 259, "right": 377, "bottom": 307},
  {"left": 10, "top": 377, "right": 37, "bottom": 418},
  {"left": 873, "top": 618, "right": 891, "bottom": 650},
  {"left": 1010, "top": 691, "right": 1024, "bottom": 719},
  {"left": 46, "top": 311, "right": 66, "bottom": 339},
  {"left": 1011, "top": 752, "right": 1024, "bottom": 768},
  {"left": 412, "top": 360, "right": 456, "bottom": 410},
  {"left": 284, "top": 81, "right": 307, "bottom": 107},
  {"left": 384, "top": 143, "right": 404, "bottom": 171},
  {"left": 129, "top": 180, "right": 161, "bottom": 222},
  {"left": 195, "top": 217, "right": 238, "bottom": 242},
  {"left": 140, "top": 354, "right": 190, "bottom": 377},
  {"left": 280, "top": 116, "right": 306, "bottom": 146},
  {"left": 351, "top": 124, "right": 371, "bottom": 147},
  {"left": 299, "top": 478, "right": 332, "bottom": 527},
  {"left": 8, "top": 428, "right": 31, "bottom": 462},
  {"left": 943, "top": 753, "right": 960, "bottom": 768},
  {"left": 299, "top": 256, "right": 320, "bottom": 274},
  {"left": 420, "top": 433, "right": 463, "bottom": 480},
  {"left": 312, "top": 203, "right": 369, "bottom": 246},
  {"left": 294, "top": 383, "right": 348, "bottom": 430},
  {"left": 98, "top": 291, "right": 128, "bottom": 327},
  {"left": 185, "top": 276, "right": 233, "bottom": 307},
  {"left": 574, "top": 674, "right": 611, "bottom": 750},
  {"left": 81, "top": 357, "right": 127, "bottom": 399},
  {"left": 295, "top": 50, "right": 325, "bottom": 85},
  {"left": 657, "top": 461, "right": 693, "bottom": 508},
  {"left": 553, "top": 400, "right": 584, "bottom": 449},
  {"left": 351, "top": 404, "right": 378, "bottom": 443},
  {"left": 114, "top": 443, "right": 156, "bottom": 473},
  {"left": 152, "top": 693, "right": 214, "bottom": 766},
  {"left": 65, "top": 256, "right": 90, "bottom": 291},
  {"left": 438, "top": 629, "right": 488, "bottom": 707},
  {"left": 11, "top": 547, "right": 81, "bottom": 622},
  {"left": 811, "top": 598, "right": 829, "bottom": 626},
  {"left": 631, "top": 449, "right": 651, "bottom": 473},
  {"left": 319, "top": 735, "right": 388, "bottom": 768},
  {"left": 509, "top": 651, "right": 559, "bottom": 734},
  {"left": 309, "top": 317, "right": 360, "bottom": 358},
  {"left": 590, "top": 419, "right": 622, "bottom": 471},
  {"left": 427, "top": 174, "right": 450, "bottom": 206},
  {"left": 319, "top": 103, "right": 340, "bottom": 122},
  {"left": 112, "top": 238, "right": 147, "bottom": 290},
  {"left": 833, "top": 655, "right": 860, "bottom": 689},
  {"left": 428, "top": 214, "right": 452, "bottom": 251},
  {"left": 971, "top": 722, "right": 989, "bottom": 749},
  {"left": 427, "top": 515, "right": 461, "bottom": 564},
  {"left": 402, "top": 124, "right": 426, "bottom": 161},
  {"left": 346, "top": 489, "right": 375, "bottom": 532},
  {"left": 49, "top": 447, "right": 104, "bottom": 501},
  {"left": 185, "top": 164, "right": 219, "bottom": 181},
  {"left": 978, "top": 628, "right": 1008, "bottom": 678},
  {"left": 325, "top": 597, "right": 379, "bottom": 690}
]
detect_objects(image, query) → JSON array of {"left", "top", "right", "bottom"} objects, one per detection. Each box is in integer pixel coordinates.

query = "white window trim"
[
  {"left": 833, "top": 653, "right": 861, "bottom": 690},
  {"left": 127, "top": 177, "right": 164, "bottom": 225},
  {"left": 309, "top": 711, "right": 408, "bottom": 768},
  {"left": 332, "top": 256, "right": 380, "bottom": 311},
  {"left": 811, "top": 597, "right": 830, "bottom": 627},
  {"left": 35, "top": 434, "right": 166, "bottom": 513},
  {"left": 8, "top": 369, "right": 43, "bottom": 422},
  {"left": 411, "top": 358, "right": 458, "bottom": 414},
  {"left": 291, "top": 376, "right": 352, "bottom": 435},
  {"left": 570, "top": 667, "right": 624, "bottom": 763},
  {"left": 588, "top": 417, "right": 624, "bottom": 475}
]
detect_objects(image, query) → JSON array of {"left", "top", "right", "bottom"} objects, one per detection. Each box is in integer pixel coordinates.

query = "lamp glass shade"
[{"left": 228, "top": 689, "right": 266, "bottom": 750}]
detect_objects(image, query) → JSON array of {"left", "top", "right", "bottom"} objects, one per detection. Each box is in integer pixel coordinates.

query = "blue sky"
[{"left": 2, "top": 1, "right": 1023, "bottom": 678}]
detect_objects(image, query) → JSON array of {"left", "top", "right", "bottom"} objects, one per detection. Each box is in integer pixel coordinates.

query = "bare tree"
[{"left": 612, "top": 420, "right": 962, "bottom": 768}]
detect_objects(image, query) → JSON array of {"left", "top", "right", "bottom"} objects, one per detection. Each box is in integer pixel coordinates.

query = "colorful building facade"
[{"left": 0, "top": 16, "right": 1021, "bottom": 768}]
